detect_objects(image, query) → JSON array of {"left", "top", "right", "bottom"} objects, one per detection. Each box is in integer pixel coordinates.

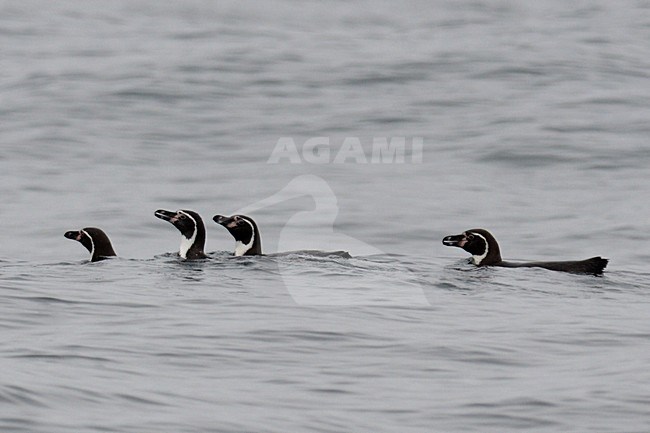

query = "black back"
[{"left": 498, "top": 257, "right": 608, "bottom": 275}]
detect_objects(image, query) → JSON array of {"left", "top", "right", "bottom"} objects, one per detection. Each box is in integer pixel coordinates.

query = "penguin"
[
  {"left": 213, "top": 214, "right": 262, "bottom": 256},
  {"left": 154, "top": 209, "right": 207, "bottom": 260},
  {"left": 442, "top": 228, "right": 608, "bottom": 275},
  {"left": 64, "top": 227, "right": 116, "bottom": 262}
]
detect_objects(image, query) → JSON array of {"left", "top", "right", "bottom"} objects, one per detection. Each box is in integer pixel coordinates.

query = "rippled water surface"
[{"left": 2, "top": 1, "right": 650, "bottom": 432}]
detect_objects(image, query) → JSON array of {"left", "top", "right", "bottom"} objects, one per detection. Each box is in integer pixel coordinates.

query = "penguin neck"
[
  {"left": 91, "top": 243, "right": 116, "bottom": 262},
  {"left": 471, "top": 242, "right": 490, "bottom": 266},
  {"left": 81, "top": 229, "right": 96, "bottom": 260},
  {"left": 471, "top": 252, "right": 487, "bottom": 266},
  {"left": 234, "top": 240, "right": 251, "bottom": 256},
  {"left": 78, "top": 229, "right": 116, "bottom": 262},
  {"left": 471, "top": 233, "right": 501, "bottom": 266},
  {"left": 179, "top": 227, "right": 205, "bottom": 259},
  {"left": 233, "top": 225, "right": 261, "bottom": 256}
]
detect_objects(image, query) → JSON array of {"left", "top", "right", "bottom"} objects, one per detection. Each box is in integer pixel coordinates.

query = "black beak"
[
  {"left": 64, "top": 230, "right": 80, "bottom": 241},
  {"left": 155, "top": 209, "right": 176, "bottom": 222},
  {"left": 442, "top": 234, "right": 465, "bottom": 247},
  {"left": 213, "top": 215, "right": 232, "bottom": 226}
]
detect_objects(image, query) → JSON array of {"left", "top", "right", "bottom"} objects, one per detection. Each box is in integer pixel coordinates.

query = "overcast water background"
[{"left": 2, "top": 1, "right": 650, "bottom": 432}]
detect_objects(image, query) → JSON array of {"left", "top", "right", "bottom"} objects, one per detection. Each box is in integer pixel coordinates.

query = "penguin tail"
[{"left": 584, "top": 256, "right": 608, "bottom": 275}]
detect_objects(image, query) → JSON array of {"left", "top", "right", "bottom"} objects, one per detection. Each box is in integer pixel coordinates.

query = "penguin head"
[
  {"left": 155, "top": 209, "right": 206, "bottom": 259},
  {"left": 442, "top": 228, "right": 501, "bottom": 266},
  {"left": 154, "top": 209, "right": 203, "bottom": 239},
  {"left": 64, "top": 227, "right": 116, "bottom": 262},
  {"left": 213, "top": 214, "right": 261, "bottom": 256}
]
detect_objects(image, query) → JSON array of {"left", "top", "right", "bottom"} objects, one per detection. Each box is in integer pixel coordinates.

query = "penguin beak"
[
  {"left": 213, "top": 215, "right": 228, "bottom": 225},
  {"left": 64, "top": 230, "right": 82, "bottom": 242},
  {"left": 442, "top": 233, "right": 467, "bottom": 248},
  {"left": 155, "top": 209, "right": 177, "bottom": 223},
  {"left": 213, "top": 215, "right": 237, "bottom": 228}
]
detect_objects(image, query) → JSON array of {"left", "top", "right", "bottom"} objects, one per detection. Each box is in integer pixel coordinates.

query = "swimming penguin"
[
  {"left": 213, "top": 214, "right": 262, "bottom": 256},
  {"left": 154, "top": 209, "right": 207, "bottom": 260},
  {"left": 442, "top": 228, "right": 608, "bottom": 275},
  {"left": 64, "top": 227, "right": 116, "bottom": 262}
]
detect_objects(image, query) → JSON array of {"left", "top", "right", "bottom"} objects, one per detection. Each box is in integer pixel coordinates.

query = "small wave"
[
  {"left": 0, "top": 385, "right": 48, "bottom": 408},
  {"left": 476, "top": 148, "right": 577, "bottom": 167}
]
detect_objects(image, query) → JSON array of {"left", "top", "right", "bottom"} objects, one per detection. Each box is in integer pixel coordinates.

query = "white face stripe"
[
  {"left": 469, "top": 232, "right": 488, "bottom": 265},
  {"left": 81, "top": 229, "right": 94, "bottom": 260},
  {"left": 178, "top": 210, "right": 197, "bottom": 259},
  {"left": 234, "top": 218, "right": 255, "bottom": 256}
]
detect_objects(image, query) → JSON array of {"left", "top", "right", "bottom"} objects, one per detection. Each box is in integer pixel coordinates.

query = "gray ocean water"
[{"left": 2, "top": 1, "right": 650, "bottom": 432}]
